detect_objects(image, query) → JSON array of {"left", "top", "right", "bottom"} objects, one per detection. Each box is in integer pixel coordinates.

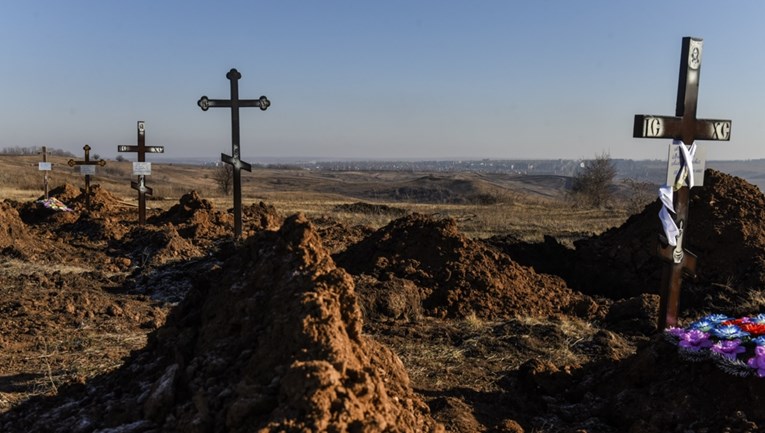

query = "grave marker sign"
[
  {"left": 198, "top": 68, "right": 270, "bottom": 239},
  {"left": 68, "top": 144, "right": 106, "bottom": 211},
  {"left": 117, "top": 121, "right": 164, "bottom": 225},
  {"left": 632, "top": 37, "right": 732, "bottom": 329}
]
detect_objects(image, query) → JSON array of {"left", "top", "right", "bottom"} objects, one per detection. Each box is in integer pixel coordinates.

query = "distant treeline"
[{"left": 1, "top": 146, "right": 75, "bottom": 157}]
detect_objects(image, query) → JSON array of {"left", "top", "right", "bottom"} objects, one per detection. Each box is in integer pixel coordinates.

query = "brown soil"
[
  {"left": 336, "top": 213, "right": 601, "bottom": 320},
  {"left": 491, "top": 169, "right": 765, "bottom": 318},
  {"left": 3, "top": 174, "right": 765, "bottom": 433}
]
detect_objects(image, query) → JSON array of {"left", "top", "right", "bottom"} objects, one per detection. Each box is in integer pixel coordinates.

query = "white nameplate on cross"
[
  {"left": 79, "top": 165, "right": 97, "bottom": 175},
  {"left": 38, "top": 162, "right": 52, "bottom": 171},
  {"left": 666, "top": 142, "right": 706, "bottom": 187},
  {"left": 133, "top": 162, "right": 152, "bottom": 176}
]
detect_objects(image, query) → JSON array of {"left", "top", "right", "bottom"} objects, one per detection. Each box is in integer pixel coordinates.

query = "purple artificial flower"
[
  {"left": 666, "top": 326, "right": 685, "bottom": 338},
  {"left": 747, "top": 346, "right": 765, "bottom": 378},
  {"left": 679, "top": 330, "right": 713, "bottom": 351},
  {"left": 711, "top": 339, "right": 746, "bottom": 360}
]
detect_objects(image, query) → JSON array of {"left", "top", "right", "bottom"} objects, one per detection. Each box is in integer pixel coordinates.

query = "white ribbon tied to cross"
[{"left": 659, "top": 140, "right": 697, "bottom": 247}]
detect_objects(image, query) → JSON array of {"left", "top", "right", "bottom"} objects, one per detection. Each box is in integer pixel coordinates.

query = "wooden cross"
[
  {"left": 118, "top": 121, "right": 165, "bottom": 225},
  {"left": 198, "top": 68, "right": 270, "bottom": 239},
  {"left": 39, "top": 146, "right": 51, "bottom": 199},
  {"left": 68, "top": 144, "right": 106, "bottom": 211},
  {"left": 633, "top": 37, "right": 732, "bottom": 329}
]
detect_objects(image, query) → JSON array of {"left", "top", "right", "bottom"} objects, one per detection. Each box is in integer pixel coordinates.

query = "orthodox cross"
[
  {"left": 68, "top": 144, "right": 106, "bottom": 211},
  {"left": 633, "top": 37, "right": 732, "bottom": 329},
  {"left": 38, "top": 146, "right": 51, "bottom": 199},
  {"left": 198, "top": 68, "right": 270, "bottom": 239},
  {"left": 118, "top": 121, "right": 165, "bottom": 225}
]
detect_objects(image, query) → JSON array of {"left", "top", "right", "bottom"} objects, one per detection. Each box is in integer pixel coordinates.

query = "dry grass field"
[{"left": 0, "top": 154, "right": 642, "bottom": 243}]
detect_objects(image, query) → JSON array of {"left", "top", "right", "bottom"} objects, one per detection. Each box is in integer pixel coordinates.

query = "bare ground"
[{"left": 1, "top": 157, "right": 765, "bottom": 432}]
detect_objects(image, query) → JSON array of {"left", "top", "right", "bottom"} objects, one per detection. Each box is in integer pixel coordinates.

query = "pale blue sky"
[{"left": 1, "top": 1, "right": 764, "bottom": 161}]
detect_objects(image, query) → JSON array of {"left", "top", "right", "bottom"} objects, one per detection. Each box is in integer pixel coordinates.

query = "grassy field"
[{"left": 0, "top": 154, "right": 642, "bottom": 242}]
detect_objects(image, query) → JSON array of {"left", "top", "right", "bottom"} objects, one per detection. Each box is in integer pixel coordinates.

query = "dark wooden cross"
[
  {"left": 39, "top": 146, "right": 51, "bottom": 199},
  {"left": 633, "top": 36, "right": 732, "bottom": 329},
  {"left": 118, "top": 121, "right": 165, "bottom": 225},
  {"left": 198, "top": 68, "right": 270, "bottom": 239},
  {"left": 68, "top": 144, "right": 106, "bottom": 211}
]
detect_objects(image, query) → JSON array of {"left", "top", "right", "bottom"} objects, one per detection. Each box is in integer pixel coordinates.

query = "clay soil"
[{"left": 2, "top": 170, "right": 765, "bottom": 432}]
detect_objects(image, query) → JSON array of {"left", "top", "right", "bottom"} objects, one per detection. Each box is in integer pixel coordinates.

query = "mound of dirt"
[
  {"left": 0, "top": 201, "right": 29, "bottom": 252},
  {"left": 48, "top": 183, "right": 80, "bottom": 204},
  {"left": 65, "top": 184, "right": 127, "bottom": 214},
  {"left": 242, "top": 201, "right": 283, "bottom": 233},
  {"left": 1, "top": 214, "right": 443, "bottom": 432},
  {"left": 336, "top": 213, "right": 599, "bottom": 320},
  {"left": 492, "top": 169, "right": 765, "bottom": 317},
  {"left": 333, "top": 202, "right": 408, "bottom": 217},
  {"left": 116, "top": 225, "right": 204, "bottom": 268},
  {"left": 578, "top": 169, "right": 765, "bottom": 314},
  {"left": 149, "top": 190, "right": 233, "bottom": 240},
  {"left": 310, "top": 216, "right": 375, "bottom": 255}
]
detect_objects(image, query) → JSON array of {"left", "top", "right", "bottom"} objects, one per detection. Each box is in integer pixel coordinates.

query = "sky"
[{"left": 1, "top": 1, "right": 764, "bottom": 162}]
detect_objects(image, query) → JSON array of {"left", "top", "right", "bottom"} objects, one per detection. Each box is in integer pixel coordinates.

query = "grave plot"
[
  {"left": 0, "top": 215, "right": 444, "bottom": 433},
  {"left": 335, "top": 213, "right": 602, "bottom": 321}
]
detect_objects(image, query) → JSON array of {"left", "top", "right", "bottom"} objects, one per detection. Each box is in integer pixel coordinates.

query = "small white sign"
[
  {"left": 79, "top": 165, "right": 96, "bottom": 175},
  {"left": 133, "top": 162, "right": 152, "bottom": 176},
  {"left": 666, "top": 143, "right": 706, "bottom": 187},
  {"left": 38, "top": 162, "right": 52, "bottom": 171}
]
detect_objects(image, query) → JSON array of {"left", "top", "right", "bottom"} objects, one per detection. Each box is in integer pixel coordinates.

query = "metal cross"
[
  {"left": 198, "top": 68, "right": 270, "bottom": 239},
  {"left": 118, "top": 121, "right": 165, "bottom": 225},
  {"left": 632, "top": 37, "right": 732, "bottom": 329},
  {"left": 68, "top": 144, "right": 106, "bottom": 211}
]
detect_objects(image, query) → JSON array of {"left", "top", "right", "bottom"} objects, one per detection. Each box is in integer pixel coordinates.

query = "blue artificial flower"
[
  {"left": 751, "top": 314, "right": 765, "bottom": 324},
  {"left": 712, "top": 325, "right": 750, "bottom": 340},
  {"left": 704, "top": 314, "right": 732, "bottom": 324},
  {"left": 690, "top": 319, "right": 716, "bottom": 332},
  {"left": 752, "top": 336, "right": 765, "bottom": 346}
]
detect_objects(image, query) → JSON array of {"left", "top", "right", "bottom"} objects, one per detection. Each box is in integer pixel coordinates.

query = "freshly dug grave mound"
[
  {"left": 335, "top": 213, "right": 600, "bottom": 320},
  {"left": 0, "top": 214, "right": 443, "bottom": 433},
  {"left": 148, "top": 190, "right": 233, "bottom": 240},
  {"left": 66, "top": 184, "right": 128, "bottom": 214},
  {"left": 116, "top": 225, "right": 204, "bottom": 268},
  {"left": 242, "top": 201, "right": 283, "bottom": 233},
  {"left": 15, "top": 184, "right": 79, "bottom": 226},
  {"left": 310, "top": 215, "right": 375, "bottom": 255},
  {"left": 492, "top": 169, "right": 765, "bottom": 317},
  {"left": 48, "top": 183, "right": 81, "bottom": 204},
  {"left": 0, "top": 201, "right": 30, "bottom": 252}
]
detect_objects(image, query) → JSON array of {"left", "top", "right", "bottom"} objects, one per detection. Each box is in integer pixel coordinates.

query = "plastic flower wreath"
[{"left": 665, "top": 314, "right": 765, "bottom": 378}]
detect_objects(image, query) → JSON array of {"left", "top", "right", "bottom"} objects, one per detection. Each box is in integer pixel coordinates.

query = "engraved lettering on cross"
[{"left": 632, "top": 37, "right": 731, "bottom": 329}]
